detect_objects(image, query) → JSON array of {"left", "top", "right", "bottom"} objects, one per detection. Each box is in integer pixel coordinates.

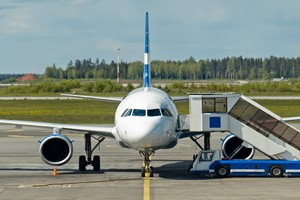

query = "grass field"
[
  {"left": 255, "top": 99, "right": 300, "bottom": 118},
  {"left": 0, "top": 99, "right": 299, "bottom": 124},
  {"left": 0, "top": 100, "right": 118, "bottom": 124}
]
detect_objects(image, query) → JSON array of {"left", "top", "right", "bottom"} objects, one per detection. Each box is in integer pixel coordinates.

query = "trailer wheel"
[
  {"left": 270, "top": 166, "right": 284, "bottom": 177},
  {"left": 215, "top": 165, "right": 230, "bottom": 178}
]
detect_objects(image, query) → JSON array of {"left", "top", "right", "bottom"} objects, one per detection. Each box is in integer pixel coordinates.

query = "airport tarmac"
[{"left": 0, "top": 125, "right": 300, "bottom": 200}]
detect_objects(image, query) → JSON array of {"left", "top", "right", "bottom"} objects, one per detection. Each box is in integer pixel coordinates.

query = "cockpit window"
[
  {"left": 147, "top": 109, "right": 161, "bottom": 117},
  {"left": 132, "top": 109, "right": 146, "bottom": 116},
  {"left": 161, "top": 108, "right": 173, "bottom": 117},
  {"left": 121, "top": 109, "right": 133, "bottom": 117},
  {"left": 121, "top": 109, "right": 128, "bottom": 117},
  {"left": 122, "top": 108, "right": 170, "bottom": 117}
]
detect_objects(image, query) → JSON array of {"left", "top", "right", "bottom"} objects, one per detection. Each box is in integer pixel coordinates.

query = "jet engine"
[
  {"left": 162, "top": 140, "right": 177, "bottom": 149},
  {"left": 221, "top": 134, "right": 255, "bottom": 159},
  {"left": 39, "top": 134, "right": 73, "bottom": 166}
]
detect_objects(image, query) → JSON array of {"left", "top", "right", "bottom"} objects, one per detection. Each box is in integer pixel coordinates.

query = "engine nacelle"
[
  {"left": 39, "top": 134, "right": 73, "bottom": 166},
  {"left": 162, "top": 140, "right": 177, "bottom": 149},
  {"left": 117, "top": 140, "right": 130, "bottom": 148},
  {"left": 221, "top": 134, "right": 255, "bottom": 159}
]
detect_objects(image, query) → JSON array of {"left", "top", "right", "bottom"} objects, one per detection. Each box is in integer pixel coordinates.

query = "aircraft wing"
[
  {"left": 0, "top": 119, "right": 115, "bottom": 138},
  {"left": 171, "top": 96, "right": 189, "bottom": 102},
  {"left": 61, "top": 94, "right": 123, "bottom": 102},
  {"left": 63, "top": 94, "right": 189, "bottom": 103},
  {"left": 282, "top": 116, "right": 300, "bottom": 122},
  {"left": 0, "top": 94, "right": 120, "bottom": 137}
]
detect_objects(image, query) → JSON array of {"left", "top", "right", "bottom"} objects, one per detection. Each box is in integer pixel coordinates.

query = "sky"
[{"left": 1, "top": 0, "right": 300, "bottom": 74}]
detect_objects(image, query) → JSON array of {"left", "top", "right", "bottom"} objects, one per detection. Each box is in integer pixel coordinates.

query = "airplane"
[
  {"left": 0, "top": 12, "right": 189, "bottom": 177},
  {"left": 1, "top": 12, "right": 300, "bottom": 178}
]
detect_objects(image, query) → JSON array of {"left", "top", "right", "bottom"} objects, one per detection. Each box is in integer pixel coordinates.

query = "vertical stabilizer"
[{"left": 143, "top": 12, "right": 151, "bottom": 88}]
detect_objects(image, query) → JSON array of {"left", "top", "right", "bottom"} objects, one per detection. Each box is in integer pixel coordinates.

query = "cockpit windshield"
[
  {"left": 147, "top": 109, "right": 161, "bottom": 117},
  {"left": 132, "top": 109, "right": 146, "bottom": 116},
  {"left": 161, "top": 108, "right": 173, "bottom": 117},
  {"left": 121, "top": 109, "right": 132, "bottom": 117},
  {"left": 121, "top": 108, "right": 172, "bottom": 117},
  {"left": 121, "top": 109, "right": 128, "bottom": 117}
]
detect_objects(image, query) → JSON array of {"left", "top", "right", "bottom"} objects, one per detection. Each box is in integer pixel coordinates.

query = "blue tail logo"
[{"left": 143, "top": 12, "right": 151, "bottom": 88}]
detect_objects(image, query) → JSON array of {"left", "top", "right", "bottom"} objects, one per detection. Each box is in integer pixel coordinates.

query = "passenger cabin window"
[
  {"left": 202, "top": 97, "right": 227, "bottom": 113},
  {"left": 132, "top": 109, "right": 146, "bottom": 116}
]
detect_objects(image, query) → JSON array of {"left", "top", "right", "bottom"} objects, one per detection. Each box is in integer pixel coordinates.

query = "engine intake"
[
  {"left": 221, "top": 134, "right": 255, "bottom": 159},
  {"left": 39, "top": 134, "right": 73, "bottom": 166}
]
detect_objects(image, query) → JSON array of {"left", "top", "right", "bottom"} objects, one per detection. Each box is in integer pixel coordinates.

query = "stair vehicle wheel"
[
  {"left": 92, "top": 155, "right": 101, "bottom": 171},
  {"left": 215, "top": 165, "right": 230, "bottom": 177},
  {"left": 270, "top": 166, "right": 284, "bottom": 177},
  {"left": 79, "top": 155, "right": 86, "bottom": 171}
]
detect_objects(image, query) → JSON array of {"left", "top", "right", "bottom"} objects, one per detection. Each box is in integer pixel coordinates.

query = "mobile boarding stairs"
[{"left": 180, "top": 93, "right": 300, "bottom": 160}]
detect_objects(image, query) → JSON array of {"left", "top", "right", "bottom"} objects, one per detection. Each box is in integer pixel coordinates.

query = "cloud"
[{"left": 1, "top": 0, "right": 300, "bottom": 73}]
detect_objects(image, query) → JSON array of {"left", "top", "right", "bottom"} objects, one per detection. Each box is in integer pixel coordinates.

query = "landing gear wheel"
[
  {"left": 92, "top": 155, "right": 100, "bottom": 171},
  {"left": 140, "top": 151, "right": 154, "bottom": 177},
  {"left": 215, "top": 165, "right": 230, "bottom": 178},
  {"left": 270, "top": 166, "right": 283, "bottom": 177},
  {"left": 79, "top": 134, "right": 104, "bottom": 172},
  {"left": 141, "top": 166, "right": 154, "bottom": 177},
  {"left": 79, "top": 155, "right": 87, "bottom": 171},
  {"left": 141, "top": 167, "right": 146, "bottom": 177},
  {"left": 149, "top": 166, "right": 154, "bottom": 177}
]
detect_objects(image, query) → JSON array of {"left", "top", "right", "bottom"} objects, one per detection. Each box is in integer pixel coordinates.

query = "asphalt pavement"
[{"left": 1, "top": 125, "right": 300, "bottom": 199}]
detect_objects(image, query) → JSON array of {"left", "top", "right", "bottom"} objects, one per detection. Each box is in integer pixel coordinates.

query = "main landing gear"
[
  {"left": 79, "top": 133, "right": 105, "bottom": 171},
  {"left": 140, "top": 151, "right": 154, "bottom": 177}
]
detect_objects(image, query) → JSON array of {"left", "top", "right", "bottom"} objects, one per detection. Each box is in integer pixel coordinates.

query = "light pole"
[{"left": 117, "top": 48, "right": 121, "bottom": 83}]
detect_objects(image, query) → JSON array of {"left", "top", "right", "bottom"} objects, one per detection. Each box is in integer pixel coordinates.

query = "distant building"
[
  {"left": 273, "top": 77, "right": 285, "bottom": 82},
  {"left": 16, "top": 74, "right": 38, "bottom": 81}
]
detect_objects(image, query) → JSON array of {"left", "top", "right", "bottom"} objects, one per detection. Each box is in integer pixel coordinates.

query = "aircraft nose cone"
[
  {"left": 118, "top": 118, "right": 166, "bottom": 146},
  {"left": 130, "top": 122, "right": 160, "bottom": 141}
]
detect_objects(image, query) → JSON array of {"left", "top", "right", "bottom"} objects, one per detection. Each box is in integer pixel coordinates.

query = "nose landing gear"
[{"left": 140, "top": 151, "right": 154, "bottom": 177}]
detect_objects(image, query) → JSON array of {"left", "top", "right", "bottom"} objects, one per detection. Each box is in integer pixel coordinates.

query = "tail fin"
[{"left": 143, "top": 12, "right": 151, "bottom": 88}]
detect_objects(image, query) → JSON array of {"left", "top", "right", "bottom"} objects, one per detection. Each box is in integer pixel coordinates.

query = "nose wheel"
[{"left": 140, "top": 152, "right": 154, "bottom": 177}]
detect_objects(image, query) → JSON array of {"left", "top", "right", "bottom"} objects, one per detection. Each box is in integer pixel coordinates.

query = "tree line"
[
  {"left": 0, "top": 74, "right": 23, "bottom": 83},
  {"left": 2, "top": 78, "right": 300, "bottom": 95},
  {"left": 43, "top": 56, "right": 300, "bottom": 80}
]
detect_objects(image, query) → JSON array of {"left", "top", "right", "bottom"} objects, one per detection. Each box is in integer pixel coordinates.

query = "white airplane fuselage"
[
  {"left": 112, "top": 13, "right": 179, "bottom": 154},
  {"left": 114, "top": 87, "right": 178, "bottom": 153}
]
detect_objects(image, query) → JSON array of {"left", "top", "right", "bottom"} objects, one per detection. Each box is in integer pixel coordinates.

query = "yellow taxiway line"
[{"left": 143, "top": 173, "right": 151, "bottom": 200}]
